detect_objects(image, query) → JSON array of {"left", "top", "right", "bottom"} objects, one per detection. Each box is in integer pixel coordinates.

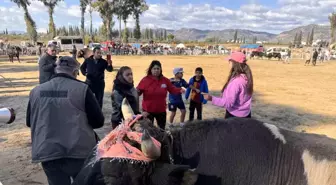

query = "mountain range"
[
  {"left": 4, "top": 24, "right": 331, "bottom": 43},
  {"left": 167, "top": 24, "right": 331, "bottom": 43}
]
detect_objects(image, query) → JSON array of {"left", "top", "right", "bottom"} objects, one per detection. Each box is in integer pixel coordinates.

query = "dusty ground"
[{"left": 0, "top": 55, "right": 336, "bottom": 184}]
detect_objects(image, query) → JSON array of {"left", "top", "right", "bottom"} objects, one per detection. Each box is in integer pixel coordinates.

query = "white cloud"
[{"left": 0, "top": 0, "right": 334, "bottom": 34}]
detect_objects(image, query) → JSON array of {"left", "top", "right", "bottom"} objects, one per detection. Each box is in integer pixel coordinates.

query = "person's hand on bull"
[
  {"left": 142, "top": 111, "right": 150, "bottom": 118},
  {"left": 202, "top": 92, "right": 212, "bottom": 101}
]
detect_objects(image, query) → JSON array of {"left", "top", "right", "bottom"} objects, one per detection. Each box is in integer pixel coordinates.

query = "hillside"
[
  {"left": 271, "top": 24, "right": 330, "bottom": 43},
  {"left": 168, "top": 28, "right": 276, "bottom": 42},
  {"left": 168, "top": 24, "right": 331, "bottom": 43},
  {"left": 1, "top": 24, "right": 331, "bottom": 44}
]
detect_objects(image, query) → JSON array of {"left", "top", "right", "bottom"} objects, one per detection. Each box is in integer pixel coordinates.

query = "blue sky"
[{"left": 0, "top": 0, "right": 335, "bottom": 33}]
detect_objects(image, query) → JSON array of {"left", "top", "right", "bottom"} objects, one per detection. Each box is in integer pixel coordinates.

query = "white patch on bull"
[
  {"left": 263, "top": 123, "right": 287, "bottom": 144},
  {"left": 302, "top": 150, "right": 336, "bottom": 185}
]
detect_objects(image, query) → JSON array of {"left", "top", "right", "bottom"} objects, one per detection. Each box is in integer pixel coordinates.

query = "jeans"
[
  {"left": 41, "top": 158, "right": 86, "bottom": 185},
  {"left": 225, "top": 110, "right": 252, "bottom": 119},
  {"left": 189, "top": 100, "right": 202, "bottom": 121},
  {"left": 88, "top": 81, "right": 105, "bottom": 109}
]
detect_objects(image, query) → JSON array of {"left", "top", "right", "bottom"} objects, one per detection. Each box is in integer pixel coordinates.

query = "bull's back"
[
  {"left": 178, "top": 118, "right": 336, "bottom": 185},
  {"left": 282, "top": 130, "right": 336, "bottom": 185}
]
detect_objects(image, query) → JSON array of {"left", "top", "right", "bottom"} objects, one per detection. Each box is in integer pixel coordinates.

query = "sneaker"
[{"left": 180, "top": 122, "right": 185, "bottom": 127}]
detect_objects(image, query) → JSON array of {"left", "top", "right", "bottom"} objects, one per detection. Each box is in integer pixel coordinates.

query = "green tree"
[
  {"left": 309, "top": 27, "right": 314, "bottom": 45},
  {"left": 133, "top": 20, "right": 141, "bottom": 40},
  {"left": 88, "top": 0, "right": 94, "bottom": 41},
  {"left": 164, "top": 29, "right": 167, "bottom": 40},
  {"left": 233, "top": 30, "right": 238, "bottom": 43},
  {"left": 11, "top": 0, "right": 37, "bottom": 43},
  {"left": 68, "top": 26, "right": 74, "bottom": 35},
  {"left": 167, "top": 33, "right": 174, "bottom": 42},
  {"left": 122, "top": 27, "right": 129, "bottom": 43},
  {"left": 297, "top": 30, "right": 302, "bottom": 45},
  {"left": 252, "top": 36, "right": 257, "bottom": 44},
  {"left": 149, "top": 28, "right": 153, "bottom": 40},
  {"left": 75, "top": 26, "right": 80, "bottom": 35},
  {"left": 145, "top": 28, "right": 149, "bottom": 40},
  {"left": 293, "top": 33, "right": 298, "bottom": 45},
  {"left": 329, "top": 12, "right": 336, "bottom": 43},
  {"left": 92, "top": 0, "right": 114, "bottom": 40},
  {"left": 306, "top": 32, "right": 310, "bottom": 46},
  {"left": 80, "top": 0, "right": 88, "bottom": 42},
  {"left": 39, "top": 0, "right": 62, "bottom": 38},
  {"left": 133, "top": 0, "right": 148, "bottom": 41},
  {"left": 113, "top": 0, "right": 148, "bottom": 42}
]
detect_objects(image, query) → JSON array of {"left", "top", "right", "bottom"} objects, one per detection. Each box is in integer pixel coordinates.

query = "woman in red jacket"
[{"left": 137, "top": 60, "right": 184, "bottom": 129}]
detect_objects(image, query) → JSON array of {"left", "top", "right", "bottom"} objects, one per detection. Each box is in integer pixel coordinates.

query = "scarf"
[{"left": 113, "top": 76, "right": 138, "bottom": 113}]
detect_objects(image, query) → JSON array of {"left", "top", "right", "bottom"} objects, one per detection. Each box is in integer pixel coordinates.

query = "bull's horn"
[
  {"left": 141, "top": 129, "right": 161, "bottom": 159},
  {"left": 121, "top": 98, "right": 134, "bottom": 121}
]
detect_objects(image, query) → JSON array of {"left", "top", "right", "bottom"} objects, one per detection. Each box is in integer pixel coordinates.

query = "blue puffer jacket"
[{"left": 185, "top": 75, "right": 209, "bottom": 104}]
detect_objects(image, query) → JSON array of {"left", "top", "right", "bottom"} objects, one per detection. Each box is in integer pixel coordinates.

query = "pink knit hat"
[{"left": 226, "top": 52, "right": 247, "bottom": 63}]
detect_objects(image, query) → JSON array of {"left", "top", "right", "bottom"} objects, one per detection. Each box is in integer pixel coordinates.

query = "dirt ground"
[{"left": 0, "top": 55, "right": 336, "bottom": 184}]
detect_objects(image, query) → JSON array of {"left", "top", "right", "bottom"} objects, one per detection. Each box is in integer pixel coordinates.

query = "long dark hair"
[
  {"left": 146, "top": 60, "right": 162, "bottom": 77},
  {"left": 112, "top": 66, "right": 133, "bottom": 92},
  {"left": 222, "top": 60, "right": 253, "bottom": 95}
]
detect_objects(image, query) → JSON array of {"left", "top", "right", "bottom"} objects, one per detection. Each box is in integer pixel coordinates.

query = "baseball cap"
[
  {"left": 173, "top": 67, "right": 184, "bottom": 75},
  {"left": 226, "top": 52, "right": 247, "bottom": 64},
  {"left": 55, "top": 56, "right": 80, "bottom": 72}
]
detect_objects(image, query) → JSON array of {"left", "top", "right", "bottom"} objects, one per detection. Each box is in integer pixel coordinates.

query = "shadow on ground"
[
  {"left": 208, "top": 91, "right": 336, "bottom": 130},
  {"left": 0, "top": 56, "right": 38, "bottom": 62},
  {"left": 0, "top": 64, "right": 38, "bottom": 74},
  {"left": 0, "top": 77, "right": 39, "bottom": 89}
]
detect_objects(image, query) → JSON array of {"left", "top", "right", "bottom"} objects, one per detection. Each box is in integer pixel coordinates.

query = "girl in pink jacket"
[{"left": 204, "top": 52, "right": 253, "bottom": 118}]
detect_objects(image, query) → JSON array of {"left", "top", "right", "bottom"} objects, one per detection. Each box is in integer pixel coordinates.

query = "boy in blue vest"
[
  {"left": 168, "top": 67, "right": 189, "bottom": 125},
  {"left": 185, "top": 67, "right": 209, "bottom": 121}
]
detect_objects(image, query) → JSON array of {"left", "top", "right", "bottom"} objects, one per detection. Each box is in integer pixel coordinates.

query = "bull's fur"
[
  {"left": 72, "top": 156, "right": 198, "bottom": 185},
  {"left": 72, "top": 133, "right": 198, "bottom": 185},
  {"left": 73, "top": 116, "right": 336, "bottom": 185},
  {"left": 139, "top": 118, "right": 336, "bottom": 185}
]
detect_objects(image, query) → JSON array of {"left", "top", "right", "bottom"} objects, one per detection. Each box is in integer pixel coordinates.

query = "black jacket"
[
  {"left": 111, "top": 88, "right": 139, "bottom": 125},
  {"left": 80, "top": 56, "right": 113, "bottom": 84},
  {"left": 39, "top": 53, "right": 57, "bottom": 84}
]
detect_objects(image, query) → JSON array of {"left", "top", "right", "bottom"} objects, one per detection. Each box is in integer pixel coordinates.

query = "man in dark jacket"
[
  {"left": 26, "top": 56, "right": 105, "bottom": 185},
  {"left": 39, "top": 44, "right": 57, "bottom": 84},
  {"left": 312, "top": 49, "right": 318, "bottom": 66},
  {"left": 80, "top": 47, "right": 113, "bottom": 109}
]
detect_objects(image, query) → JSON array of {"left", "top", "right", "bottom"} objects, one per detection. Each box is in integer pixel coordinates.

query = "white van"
[{"left": 49, "top": 36, "right": 84, "bottom": 52}]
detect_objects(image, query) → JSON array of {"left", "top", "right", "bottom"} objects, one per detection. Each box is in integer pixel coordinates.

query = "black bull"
[
  {"left": 73, "top": 118, "right": 336, "bottom": 185},
  {"left": 7, "top": 46, "right": 21, "bottom": 63}
]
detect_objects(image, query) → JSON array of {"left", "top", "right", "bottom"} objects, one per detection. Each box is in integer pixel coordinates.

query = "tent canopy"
[
  {"left": 176, "top": 43, "right": 185, "bottom": 48},
  {"left": 240, "top": 44, "right": 263, "bottom": 49},
  {"left": 132, "top": 43, "right": 141, "bottom": 48}
]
